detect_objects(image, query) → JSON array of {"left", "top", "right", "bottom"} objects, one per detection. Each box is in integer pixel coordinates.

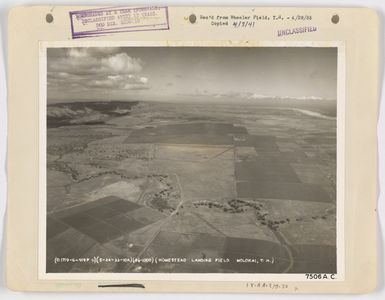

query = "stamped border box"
[{"left": 69, "top": 6, "right": 169, "bottom": 39}]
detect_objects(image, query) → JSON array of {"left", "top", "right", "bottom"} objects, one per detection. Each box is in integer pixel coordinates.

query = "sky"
[{"left": 47, "top": 47, "right": 337, "bottom": 103}]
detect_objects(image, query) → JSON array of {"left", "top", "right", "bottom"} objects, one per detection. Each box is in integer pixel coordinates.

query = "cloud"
[
  {"left": 47, "top": 48, "right": 149, "bottom": 94},
  {"left": 67, "top": 47, "right": 123, "bottom": 58},
  {"left": 104, "top": 53, "right": 143, "bottom": 74},
  {"left": 49, "top": 50, "right": 143, "bottom": 76},
  {"left": 139, "top": 77, "right": 148, "bottom": 84},
  {"left": 86, "top": 74, "right": 149, "bottom": 90}
]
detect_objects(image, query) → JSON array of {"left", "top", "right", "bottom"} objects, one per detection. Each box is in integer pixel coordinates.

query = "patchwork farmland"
[{"left": 46, "top": 100, "right": 336, "bottom": 273}]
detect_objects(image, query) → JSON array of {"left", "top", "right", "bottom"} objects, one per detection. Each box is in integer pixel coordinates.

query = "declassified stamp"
[{"left": 69, "top": 6, "right": 169, "bottom": 39}]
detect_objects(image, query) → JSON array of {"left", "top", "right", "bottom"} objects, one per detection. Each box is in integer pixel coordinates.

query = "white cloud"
[
  {"left": 139, "top": 77, "right": 148, "bottom": 84},
  {"left": 102, "top": 53, "right": 143, "bottom": 74},
  {"left": 48, "top": 48, "right": 149, "bottom": 92},
  {"left": 107, "top": 75, "right": 121, "bottom": 81},
  {"left": 68, "top": 48, "right": 88, "bottom": 58},
  {"left": 86, "top": 74, "right": 149, "bottom": 90},
  {"left": 68, "top": 47, "right": 122, "bottom": 58}
]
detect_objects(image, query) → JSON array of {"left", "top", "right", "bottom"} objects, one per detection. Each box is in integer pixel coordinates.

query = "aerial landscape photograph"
[{"left": 45, "top": 46, "right": 338, "bottom": 274}]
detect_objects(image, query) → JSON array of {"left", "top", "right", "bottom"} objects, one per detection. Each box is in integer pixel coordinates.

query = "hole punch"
[
  {"left": 189, "top": 14, "right": 197, "bottom": 24},
  {"left": 46, "top": 13, "right": 54, "bottom": 23},
  {"left": 331, "top": 14, "right": 339, "bottom": 24}
]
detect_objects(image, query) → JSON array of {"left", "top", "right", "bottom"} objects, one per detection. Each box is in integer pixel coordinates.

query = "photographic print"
[{"left": 43, "top": 44, "right": 339, "bottom": 276}]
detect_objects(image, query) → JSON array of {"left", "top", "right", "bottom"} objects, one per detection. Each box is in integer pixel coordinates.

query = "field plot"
[{"left": 46, "top": 100, "right": 336, "bottom": 274}]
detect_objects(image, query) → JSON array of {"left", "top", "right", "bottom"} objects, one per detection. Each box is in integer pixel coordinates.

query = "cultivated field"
[{"left": 46, "top": 100, "right": 337, "bottom": 273}]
